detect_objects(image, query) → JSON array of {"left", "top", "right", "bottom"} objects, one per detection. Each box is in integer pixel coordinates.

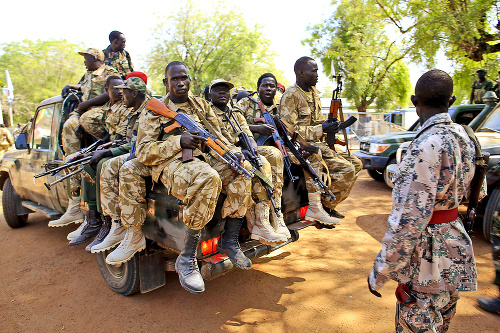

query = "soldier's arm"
[
  {"left": 369, "top": 140, "right": 441, "bottom": 290},
  {"left": 278, "top": 92, "right": 323, "bottom": 142},
  {"left": 77, "top": 92, "right": 110, "bottom": 114},
  {"left": 136, "top": 110, "right": 183, "bottom": 166}
]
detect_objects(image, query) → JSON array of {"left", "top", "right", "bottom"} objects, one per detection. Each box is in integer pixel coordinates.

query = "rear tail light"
[
  {"left": 300, "top": 205, "right": 309, "bottom": 218},
  {"left": 201, "top": 236, "right": 220, "bottom": 256}
]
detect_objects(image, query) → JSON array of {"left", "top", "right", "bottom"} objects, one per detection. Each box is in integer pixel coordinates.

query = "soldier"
[
  {"left": 0, "top": 124, "right": 14, "bottom": 158},
  {"left": 493, "top": 71, "right": 500, "bottom": 99},
  {"left": 470, "top": 69, "right": 493, "bottom": 104},
  {"left": 278, "top": 56, "right": 362, "bottom": 224},
  {"left": 13, "top": 123, "right": 22, "bottom": 135},
  {"left": 210, "top": 78, "right": 289, "bottom": 244},
  {"left": 368, "top": 70, "right": 485, "bottom": 332},
  {"left": 102, "top": 31, "right": 134, "bottom": 79},
  {"left": 107, "top": 61, "right": 253, "bottom": 294},
  {"left": 477, "top": 210, "right": 500, "bottom": 313}
]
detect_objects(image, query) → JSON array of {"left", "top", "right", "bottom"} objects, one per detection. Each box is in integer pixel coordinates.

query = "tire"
[
  {"left": 2, "top": 178, "right": 28, "bottom": 228},
  {"left": 367, "top": 168, "right": 384, "bottom": 181},
  {"left": 384, "top": 158, "right": 397, "bottom": 189},
  {"left": 483, "top": 188, "right": 500, "bottom": 243},
  {"left": 95, "top": 250, "right": 140, "bottom": 296}
]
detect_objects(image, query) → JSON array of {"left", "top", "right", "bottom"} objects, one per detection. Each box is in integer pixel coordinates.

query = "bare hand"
[
  {"left": 256, "top": 124, "right": 275, "bottom": 137},
  {"left": 180, "top": 131, "right": 206, "bottom": 150}
]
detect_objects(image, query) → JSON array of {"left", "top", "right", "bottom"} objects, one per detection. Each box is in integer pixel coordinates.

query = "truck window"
[{"left": 32, "top": 105, "right": 54, "bottom": 150}]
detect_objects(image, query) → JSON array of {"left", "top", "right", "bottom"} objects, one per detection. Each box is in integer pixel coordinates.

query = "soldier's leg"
[
  {"left": 79, "top": 106, "right": 108, "bottom": 140},
  {"left": 61, "top": 113, "right": 82, "bottom": 155}
]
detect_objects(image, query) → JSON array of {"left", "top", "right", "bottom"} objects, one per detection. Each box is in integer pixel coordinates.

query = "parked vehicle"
[{"left": 0, "top": 94, "right": 320, "bottom": 295}]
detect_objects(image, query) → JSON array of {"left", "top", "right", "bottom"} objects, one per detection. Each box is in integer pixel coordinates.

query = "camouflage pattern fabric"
[
  {"left": 0, "top": 127, "right": 14, "bottom": 158},
  {"left": 102, "top": 46, "right": 133, "bottom": 79},
  {"left": 492, "top": 205, "right": 500, "bottom": 286},
  {"left": 257, "top": 146, "right": 284, "bottom": 203},
  {"left": 369, "top": 113, "right": 485, "bottom": 295},
  {"left": 396, "top": 290, "right": 460, "bottom": 333},
  {"left": 80, "top": 64, "right": 118, "bottom": 101},
  {"left": 80, "top": 105, "right": 108, "bottom": 140},
  {"left": 100, "top": 154, "right": 128, "bottom": 220},
  {"left": 104, "top": 101, "right": 130, "bottom": 139},
  {"left": 471, "top": 79, "right": 493, "bottom": 104},
  {"left": 235, "top": 96, "right": 279, "bottom": 143},
  {"left": 61, "top": 113, "right": 82, "bottom": 155}
]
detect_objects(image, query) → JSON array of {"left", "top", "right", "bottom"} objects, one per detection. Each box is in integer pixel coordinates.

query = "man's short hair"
[
  {"left": 415, "top": 70, "right": 453, "bottom": 108},
  {"left": 294, "top": 56, "right": 315, "bottom": 73},
  {"left": 109, "top": 31, "right": 123, "bottom": 42},
  {"left": 164, "top": 61, "right": 187, "bottom": 77},
  {"left": 105, "top": 75, "right": 122, "bottom": 88},
  {"left": 257, "top": 73, "right": 277, "bottom": 89}
]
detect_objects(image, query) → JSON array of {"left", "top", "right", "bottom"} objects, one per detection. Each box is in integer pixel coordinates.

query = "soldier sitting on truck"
[
  {"left": 53, "top": 49, "right": 119, "bottom": 232},
  {"left": 103, "top": 30, "right": 134, "bottom": 80},
  {"left": 209, "top": 78, "right": 289, "bottom": 245},
  {"left": 108, "top": 61, "right": 254, "bottom": 294},
  {"left": 278, "top": 56, "right": 362, "bottom": 224}
]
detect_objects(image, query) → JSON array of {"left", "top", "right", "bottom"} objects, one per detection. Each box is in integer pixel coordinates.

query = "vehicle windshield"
[{"left": 477, "top": 107, "right": 500, "bottom": 132}]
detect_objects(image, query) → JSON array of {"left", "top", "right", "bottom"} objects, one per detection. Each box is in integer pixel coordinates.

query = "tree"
[
  {"left": 374, "top": 0, "right": 500, "bottom": 62},
  {"left": 0, "top": 39, "right": 84, "bottom": 123},
  {"left": 305, "top": 0, "right": 411, "bottom": 113},
  {"left": 146, "top": 0, "right": 285, "bottom": 95}
]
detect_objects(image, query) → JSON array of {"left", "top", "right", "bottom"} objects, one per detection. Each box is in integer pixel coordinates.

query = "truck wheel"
[
  {"left": 367, "top": 169, "right": 384, "bottom": 181},
  {"left": 384, "top": 158, "right": 397, "bottom": 189},
  {"left": 483, "top": 189, "right": 500, "bottom": 243},
  {"left": 95, "top": 250, "right": 140, "bottom": 296},
  {"left": 2, "top": 178, "right": 28, "bottom": 228}
]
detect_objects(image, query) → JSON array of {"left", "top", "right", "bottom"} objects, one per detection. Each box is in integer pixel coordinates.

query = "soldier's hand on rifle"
[
  {"left": 89, "top": 149, "right": 112, "bottom": 167},
  {"left": 229, "top": 152, "right": 245, "bottom": 173},
  {"left": 254, "top": 124, "right": 275, "bottom": 137},
  {"left": 180, "top": 131, "right": 206, "bottom": 150},
  {"left": 322, "top": 119, "right": 340, "bottom": 134},
  {"left": 241, "top": 149, "right": 254, "bottom": 162},
  {"left": 61, "top": 85, "right": 72, "bottom": 98}
]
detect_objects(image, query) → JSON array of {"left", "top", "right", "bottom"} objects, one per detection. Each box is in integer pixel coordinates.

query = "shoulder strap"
[{"left": 461, "top": 125, "right": 485, "bottom": 164}]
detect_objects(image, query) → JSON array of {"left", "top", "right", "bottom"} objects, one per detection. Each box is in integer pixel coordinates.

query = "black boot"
[
  {"left": 175, "top": 231, "right": 205, "bottom": 293},
  {"left": 85, "top": 215, "right": 112, "bottom": 252},
  {"left": 217, "top": 217, "right": 252, "bottom": 270},
  {"left": 477, "top": 295, "right": 500, "bottom": 313},
  {"left": 69, "top": 205, "right": 102, "bottom": 246}
]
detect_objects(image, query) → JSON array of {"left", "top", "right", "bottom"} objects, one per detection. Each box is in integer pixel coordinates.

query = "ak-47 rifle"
[
  {"left": 223, "top": 109, "right": 280, "bottom": 216},
  {"left": 249, "top": 95, "right": 298, "bottom": 183},
  {"left": 326, "top": 64, "right": 357, "bottom": 153},
  {"left": 273, "top": 115, "right": 335, "bottom": 200},
  {"left": 145, "top": 98, "right": 252, "bottom": 178}
]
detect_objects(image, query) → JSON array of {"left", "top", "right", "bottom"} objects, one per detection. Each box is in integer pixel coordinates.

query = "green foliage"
[
  {"left": 305, "top": 0, "right": 411, "bottom": 112},
  {"left": 146, "top": 0, "right": 284, "bottom": 95},
  {"left": 0, "top": 39, "right": 84, "bottom": 123}
]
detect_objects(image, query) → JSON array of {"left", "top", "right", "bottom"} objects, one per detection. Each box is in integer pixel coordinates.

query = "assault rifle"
[
  {"left": 273, "top": 115, "right": 335, "bottom": 200},
  {"left": 223, "top": 110, "right": 280, "bottom": 216},
  {"left": 145, "top": 98, "right": 252, "bottom": 178},
  {"left": 249, "top": 96, "right": 298, "bottom": 183}
]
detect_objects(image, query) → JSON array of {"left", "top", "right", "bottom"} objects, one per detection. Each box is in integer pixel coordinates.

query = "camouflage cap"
[
  {"left": 78, "top": 48, "right": 105, "bottom": 61},
  {"left": 114, "top": 77, "right": 148, "bottom": 95},
  {"left": 210, "top": 78, "right": 234, "bottom": 92}
]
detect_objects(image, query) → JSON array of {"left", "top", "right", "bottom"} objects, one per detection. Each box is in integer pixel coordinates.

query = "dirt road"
[{"left": 1, "top": 171, "right": 499, "bottom": 332}]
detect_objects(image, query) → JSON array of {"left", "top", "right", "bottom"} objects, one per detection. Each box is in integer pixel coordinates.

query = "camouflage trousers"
[
  {"left": 100, "top": 155, "right": 128, "bottom": 220},
  {"left": 492, "top": 208, "right": 500, "bottom": 286},
  {"left": 255, "top": 146, "right": 284, "bottom": 204},
  {"left": 80, "top": 106, "right": 107, "bottom": 140},
  {"left": 61, "top": 112, "right": 82, "bottom": 155},
  {"left": 396, "top": 290, "right": 460, "bottom": 333}
]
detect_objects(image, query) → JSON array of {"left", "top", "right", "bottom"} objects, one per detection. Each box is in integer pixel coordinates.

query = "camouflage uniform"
[
  {"left": 471, "top": 79, "right": 493, "bottom": 104},
  {"left": 133, "top": 95, "right": 251, "bottom": 230},
  {"left": 368, "top": 113, "right": 486, "bottom": 332},
  {"left": 79, "top": 101, "right": 132, "bottom": 140},
  {"left": 102, "top": 46, "right": 133, "bottom": 80},
  {"left": 61, "top": 64, "right": 118, "bottom": 155},
  {"left": 0, "top": 127, "right": 14, "bottom": 158},
  {"left": 278, "top": 84, "right": 360, "bottom": 209}
]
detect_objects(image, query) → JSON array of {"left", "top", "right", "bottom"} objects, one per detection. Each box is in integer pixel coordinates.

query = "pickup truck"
[
  {"left": 354, "top": 104, "right": 487, "bottom": 187},
  {"left": 0, "top": 94, "right": 319, "bottom": 296}
]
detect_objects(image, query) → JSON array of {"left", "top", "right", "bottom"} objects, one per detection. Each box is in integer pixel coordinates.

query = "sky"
[{"left": 2, "top": 0, "right": 442, "bottom": 95}]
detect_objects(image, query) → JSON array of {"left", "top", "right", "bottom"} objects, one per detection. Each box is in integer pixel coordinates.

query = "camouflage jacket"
[
  {"left": 102, "top": 46, "right": 133, "bottom": 79},
  {"left": 80, "top": 64, "right": 119, "bottom": 101},
  {"left": 235, "top": 96, "right": 279, "bottom": 143},
  {"left": 369, "top": 113, "right": 486, "bottom": 293},
  {"left": 103, "top": 101, "right": 133, "bottom": 139},
  {"left": 472, "top": 79, "right": 494, "bottom": 104},
  {"left": 278, "top": 84, "right": 324, "bottom": 143},
  {"left": 109, "top": 99, "right": 147, "bottom": 157},
  {"left": 212, "top": 103, "right": 253, "bottom": 146},
  {"left": 136, "top": 94, "right": 233, "bottom": 182}
]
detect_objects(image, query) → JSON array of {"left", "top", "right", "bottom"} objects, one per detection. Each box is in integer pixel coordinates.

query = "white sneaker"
[
  {"left": 91, "top": 221, "right": 126, "bottom": 253},
  {"left": 67, "top": 219, "right": 87, "bottom": 241},
  {"left": 105, "top": 229, "right": 146, "bottom": 265},
  {"left": 49, "top": 197, "right": 84, "bottom": 227}
]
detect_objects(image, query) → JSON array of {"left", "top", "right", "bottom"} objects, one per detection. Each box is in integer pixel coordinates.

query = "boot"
[
  {"left": 48, "top": 197, "right": 84, "bottom": 227},
  {"left": 251, "top": 202, "right": 287, "bottom": 245},
  {"left": 85, "top": 216, "right": 112, "bottom": 253},
  {"left": 324, "top": 207, "right": 345, "bottom": 219},
  {"left": 217, "top": 217, "right": 252, "bottom": 270},
  {"left": 245, "top": 201, "right": 256, "bottom": 234},
  {"left": 91, "top": 220, "right": 126, "bottom": 253},
  {"left": 105, "top": 228, "right": 146, "bottom": 265},
  {"left": 69, "top": 205, "right": 102, "bottom": 246},
  {"left": 305, "top": 192, "right": 340, "bottom": 225},
  {"left": 270, "top": 208, "right": 291, "bottom": 240},
  {"left": 175, "top": 231, "right": 205, "bottom": 293},
  {"left": 477, "top": 294, "right": 500, "bottom": 313},
  {"left": 67, "top": 219, "right": 87, "bottom": 241}
]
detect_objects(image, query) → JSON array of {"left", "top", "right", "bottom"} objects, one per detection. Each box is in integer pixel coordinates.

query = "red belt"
[{"left": 428, "top": 207, "right": 458, "bottom": 225}]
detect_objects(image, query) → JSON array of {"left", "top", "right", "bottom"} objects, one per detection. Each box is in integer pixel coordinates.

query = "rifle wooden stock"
[
  {"left": 253, "top": 117, "right": 265, "bottom": 123},
  {"left": 145, "top": 97, "right": 178, "bottom": 118},
  {"left": 329, "top": 99, "right": 340, "bottom": 120}
]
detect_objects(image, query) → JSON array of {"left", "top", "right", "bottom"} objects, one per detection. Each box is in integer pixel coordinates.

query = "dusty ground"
[{"left": 0, "top": 170, "right": 499, "bottom": 332}]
